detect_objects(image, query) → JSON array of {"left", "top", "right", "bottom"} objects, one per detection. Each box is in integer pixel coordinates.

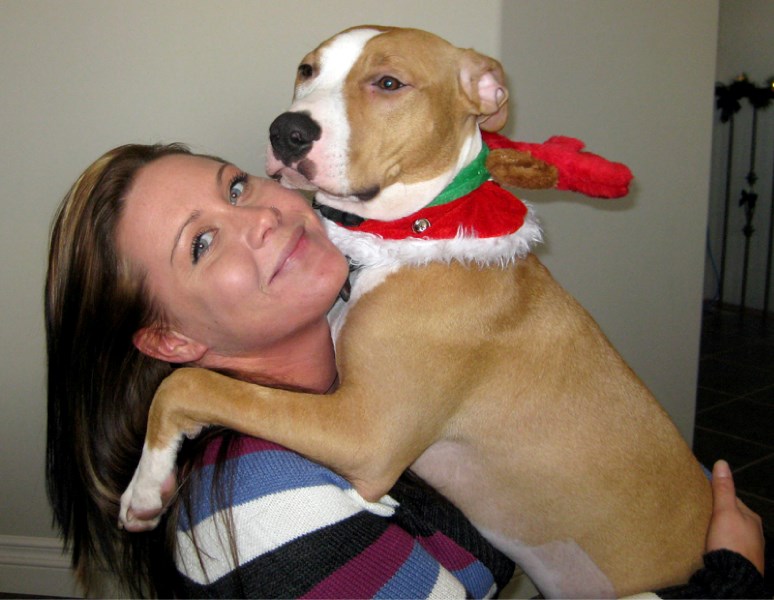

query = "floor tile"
[
  {"left": 695, "top": 398, "right": 774, "bottom": 450},
  {"left": 693, "top": 427, "right": 773, "bottom": 471},
  {"left": 734, "top": 454, "right": 774, "bottom": 502},
  {"left": 714, "top": 340, "right": 774, "bottom": 371},
  {"left": 701, "top": 308, "right": 769, "bottom": 340},
  {"left": 700, "top": 327, "right": 750, "bottom": 357},
  {"left": 697, "top": 357, "right": 774, "bottom": 397},
  {"left": 697, "top": 304, "right": 773, "bottom": 557},
  {"left": 695, "top": 387, "right": 736, "bottom": 412},
  {"left": 745, "top": 385, "right": 774, "bottom": 406}
]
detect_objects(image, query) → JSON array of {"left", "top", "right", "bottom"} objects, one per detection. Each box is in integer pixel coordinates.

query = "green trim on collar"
[{"left": 426, "top": 143, "right": 491, "bottom": 208}]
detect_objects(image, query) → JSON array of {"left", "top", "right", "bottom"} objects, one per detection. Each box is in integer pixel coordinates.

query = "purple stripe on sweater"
[
  {"left": 201, "top": 435, "right": 285, "bottom": 466},
  {"left": 418, "top": 530, "right": 477, "bottom": 571},
  {"left": 300, "top": 524, "right": 414, "bottom": 599}
]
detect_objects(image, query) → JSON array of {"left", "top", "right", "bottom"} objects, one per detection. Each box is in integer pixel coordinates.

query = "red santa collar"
[{"left": 336, "top": 180, "right": 528, "bottom": 241}]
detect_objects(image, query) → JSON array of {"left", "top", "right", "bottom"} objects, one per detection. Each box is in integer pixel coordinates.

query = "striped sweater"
[
  {"left": 174, "top": 434, "right": 514, "bottom": 598},
  {"left": 173, "top": 433, "right": 767, "bottom": 598}
]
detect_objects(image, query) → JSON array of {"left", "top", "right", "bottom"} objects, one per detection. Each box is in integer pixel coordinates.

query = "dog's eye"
[
  {"left": 375, "top": 76, "right": 404, "bottom": 91},
  {"left": 298, "top": 63, "right": 314, "bottom": 80}
]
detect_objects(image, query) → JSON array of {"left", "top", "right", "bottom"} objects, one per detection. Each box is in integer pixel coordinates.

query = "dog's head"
[{"left": 266, "top": 26, "right": 509, "bottom": 221}]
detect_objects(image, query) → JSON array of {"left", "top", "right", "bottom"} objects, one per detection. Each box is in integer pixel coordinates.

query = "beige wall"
[
  {"left": 499, "top": 0, "right": 719, "bottom": 448},
  {"left": 0, "top": 1, "right": 718, "bottom": 595}
]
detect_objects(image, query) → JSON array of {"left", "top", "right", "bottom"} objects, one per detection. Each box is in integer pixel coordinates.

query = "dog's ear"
[
  {"left": 459, "top": 50, "right": 509, "bottom": 132},
  {"left": 132, "top": 326, "right": 207, "bottom": 364}
]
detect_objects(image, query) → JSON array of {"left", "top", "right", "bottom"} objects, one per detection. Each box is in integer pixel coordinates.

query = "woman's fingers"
[{"left": 706, "top": 460, "right": 765, "bottom": 575}]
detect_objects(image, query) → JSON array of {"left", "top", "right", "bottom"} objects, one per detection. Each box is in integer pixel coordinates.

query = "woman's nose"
[{"left": 245, "top": 206, "right": 282, "bottom": 249}]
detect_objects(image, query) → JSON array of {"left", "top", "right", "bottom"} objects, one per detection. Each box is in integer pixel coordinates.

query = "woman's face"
[{"left": 117, "top": 154, "right": 349, "bottom": 360}]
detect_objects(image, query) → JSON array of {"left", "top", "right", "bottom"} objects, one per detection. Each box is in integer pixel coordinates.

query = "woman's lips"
[{"left": 269, "top": 226, "right": 305, "bottom": 285}]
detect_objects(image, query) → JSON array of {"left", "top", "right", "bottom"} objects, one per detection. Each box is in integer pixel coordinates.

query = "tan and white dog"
[{"left": 120, "top": 26, "right": 711, "bottom": 597}]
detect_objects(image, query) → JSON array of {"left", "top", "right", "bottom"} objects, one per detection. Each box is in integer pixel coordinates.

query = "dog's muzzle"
[{"left": 269, "top": 111, "right": 322, "bottom": 166}]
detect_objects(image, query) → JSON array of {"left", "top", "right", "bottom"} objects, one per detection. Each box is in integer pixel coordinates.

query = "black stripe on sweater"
[
  {"left": 389, "top": 472, "right": 515, "bottom": 592},
  {"left": 177, "top": 510, "right": 390, "bottom": 598}
]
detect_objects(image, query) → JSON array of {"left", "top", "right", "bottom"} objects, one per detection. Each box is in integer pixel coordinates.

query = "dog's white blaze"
[
  {"left": 290, "top": 28, "right": 382, "bottom": 196},
  {"left": 296, "top": 28, "right": 381, "bottom": 101}
]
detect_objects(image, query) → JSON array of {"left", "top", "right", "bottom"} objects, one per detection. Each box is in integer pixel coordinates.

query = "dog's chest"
[
  {"left": 323, "top": 205, "right": 541, "bottom": 342},
  {"left": 327, "top": 263, "right": 399, "bottom": 343}
]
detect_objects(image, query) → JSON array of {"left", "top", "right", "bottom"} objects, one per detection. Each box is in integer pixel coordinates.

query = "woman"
[{"left": 46, "top": 143, "right": 766, "bottom": 598}]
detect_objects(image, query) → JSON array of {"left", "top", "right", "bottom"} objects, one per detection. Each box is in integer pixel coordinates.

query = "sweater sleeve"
[
  {"left": 173, "top": 435, "right": 513, "bottom": 599},
  {"left": 650, "top": 549, "right": 766, "bottom": 599}
]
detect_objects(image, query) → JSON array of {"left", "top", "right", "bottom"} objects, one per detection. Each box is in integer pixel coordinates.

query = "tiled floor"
[{"left": 693, "top": 303, "right": 774, "bottom": 544}]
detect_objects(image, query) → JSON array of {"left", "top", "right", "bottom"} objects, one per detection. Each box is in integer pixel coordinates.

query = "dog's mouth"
[
  {"left": 270, "top": 165, "right": 380, "bottom": 203},
  {"left": 351, "top": 186, "right": 380, "bottom": 201},
  {"left": 270, "top": 165, "right": 318, "bottom": 192},
  {"left": 315, "top": 185, "right": 381, "bottom": 205}
]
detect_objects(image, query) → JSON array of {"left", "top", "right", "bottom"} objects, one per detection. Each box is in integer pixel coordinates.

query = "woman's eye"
[
  {"left": 376, "top": 76, "right": 404, "bottom": 91},
  {"left": 229, "top": 173, "right": 248, "bottom": 205},
  {"left": 192, "top": 230, "right": 215, "bottom": 264}
]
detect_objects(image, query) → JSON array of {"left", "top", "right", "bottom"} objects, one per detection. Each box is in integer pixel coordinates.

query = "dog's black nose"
[{"left": 269, "top": 111, "right": 322, "bottom": 165}]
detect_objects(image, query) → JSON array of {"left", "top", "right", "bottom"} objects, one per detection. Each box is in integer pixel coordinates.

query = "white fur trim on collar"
[{"left": 323, "top": 204, "right": 542, "bottom": 270}]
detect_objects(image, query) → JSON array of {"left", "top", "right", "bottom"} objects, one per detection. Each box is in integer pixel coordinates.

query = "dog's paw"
[{"left": 118, "top": 443, "right": 178, "bottom": 532}]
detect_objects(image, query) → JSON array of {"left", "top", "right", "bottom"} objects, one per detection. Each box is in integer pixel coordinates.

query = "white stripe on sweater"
[
  {"left": 427, "top": 566, "right": 468, "bottom": 598},
  {"left": 176, "top": 483, "right": 396, "bottom": 584}
]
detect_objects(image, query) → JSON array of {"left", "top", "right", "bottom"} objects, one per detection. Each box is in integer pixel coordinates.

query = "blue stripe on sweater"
[
  {"left": 179, "top": 447, "right": 354, "bottom": 530},
  {"left": 375, "top": 542, "right": 441, "bottom": 599},
  {"left": 454, "top": 559, "right": 496, "bottom": 598}
]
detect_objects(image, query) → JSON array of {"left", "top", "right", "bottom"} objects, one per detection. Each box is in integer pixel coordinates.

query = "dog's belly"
[
  {"left": 412, "top": 441, "right": 616, "bottom": 598},
  {"left": 411, "top": 439, "right": 529, "bottom": 536},
  {"left": 480, "top": 529, "right": 616, "bottom": 598}
]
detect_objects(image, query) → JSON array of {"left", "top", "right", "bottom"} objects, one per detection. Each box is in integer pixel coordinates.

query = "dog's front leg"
[{"left": 119, "top": 367, "right": 415, "bottom": 530}]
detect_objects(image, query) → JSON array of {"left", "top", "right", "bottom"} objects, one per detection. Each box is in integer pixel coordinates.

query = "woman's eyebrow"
[
  {"left": 171, "top": 210, "right": 201, "bottom": 265},
  {"left": 215, "top": 161, "right": 230, "bottom": 188},
  {"left": 169, "top": 162, "right": 231, "bottom": 265}
]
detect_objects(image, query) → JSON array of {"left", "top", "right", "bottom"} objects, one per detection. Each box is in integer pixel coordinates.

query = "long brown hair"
[{"left": 45, "top": 143, "right": 195, "bottom": 597}]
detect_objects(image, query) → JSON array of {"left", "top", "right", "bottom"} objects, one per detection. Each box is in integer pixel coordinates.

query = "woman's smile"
[{"left": 268, "top": 225, "right": 306, "bottom": 287}]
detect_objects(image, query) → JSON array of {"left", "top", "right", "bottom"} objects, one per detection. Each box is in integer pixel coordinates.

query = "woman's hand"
[{"left": 706, "top": 459, "right": 765, "bottom": 575}]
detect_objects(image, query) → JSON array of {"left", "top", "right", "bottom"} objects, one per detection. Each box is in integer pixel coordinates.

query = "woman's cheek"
[
  {"left": 215, "top": 259, "right": 262, "bottom": 303},
  {"left": 309, "top": 247, "right": 350, "bottom": 303}
]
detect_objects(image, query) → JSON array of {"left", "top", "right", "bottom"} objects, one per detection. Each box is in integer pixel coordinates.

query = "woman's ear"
[{"left": 132, "top": 326, "right": 207, "bottom": 364}]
